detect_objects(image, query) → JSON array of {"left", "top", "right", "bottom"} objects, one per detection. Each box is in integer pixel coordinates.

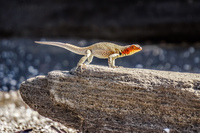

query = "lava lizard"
[{"left": 35, "top": 41, "right": 142, "bottom": 68}]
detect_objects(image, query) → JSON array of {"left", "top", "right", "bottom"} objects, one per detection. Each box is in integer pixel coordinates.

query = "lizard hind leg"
[
  {"left": 77, "top": 50, "right": 91, "bottom": 66},
  {"left": 85, "top": 55, "right": 94, "bottom": 65},
  {"left": 76, "top": 50, "right": 91, "bottom": 71}
]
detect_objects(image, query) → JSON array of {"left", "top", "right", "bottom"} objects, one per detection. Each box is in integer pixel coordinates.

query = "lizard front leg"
[{"left": 108, "top": 53, "right": 119, "bottom": 68}]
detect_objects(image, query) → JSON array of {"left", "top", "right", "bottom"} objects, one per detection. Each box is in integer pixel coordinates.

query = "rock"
[{"left": 20, "top": 65, "right": 200, "bottom": 132}]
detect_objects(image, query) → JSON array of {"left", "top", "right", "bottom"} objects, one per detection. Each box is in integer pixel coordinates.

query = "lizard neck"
[{"left": 118, "top": 46, "right": 131, "bottom": 57}]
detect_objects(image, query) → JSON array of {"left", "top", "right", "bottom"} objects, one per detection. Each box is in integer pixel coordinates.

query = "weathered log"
[{"left": 20, "top": 65, "right": 200, "bottom": 132}]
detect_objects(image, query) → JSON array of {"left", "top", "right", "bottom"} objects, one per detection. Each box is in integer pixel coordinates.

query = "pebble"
[{"left": 0, "top": 91, "right": 77, "bottom": 133}]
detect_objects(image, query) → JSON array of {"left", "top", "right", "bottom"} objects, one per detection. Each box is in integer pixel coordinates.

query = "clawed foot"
[
  {"left": 111, "top": 66, "right": 123, "bottom": 68},
  {"left": 75, "top": 64, "right": 87, "bottom": 72}
]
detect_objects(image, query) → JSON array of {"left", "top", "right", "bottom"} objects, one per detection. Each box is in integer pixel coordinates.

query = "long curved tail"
[{"left": 35, "top": 41, "right": 88, "bottom": 55}]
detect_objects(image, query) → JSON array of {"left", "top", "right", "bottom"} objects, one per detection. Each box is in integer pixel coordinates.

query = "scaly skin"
[{"left": 35, "top": 41, "right": 142, "bottom": 68}]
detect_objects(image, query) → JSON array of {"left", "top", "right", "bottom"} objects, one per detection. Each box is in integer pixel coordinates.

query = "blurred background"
[{"left": 1, "top": 0, "right": 200, "bottom": 91}]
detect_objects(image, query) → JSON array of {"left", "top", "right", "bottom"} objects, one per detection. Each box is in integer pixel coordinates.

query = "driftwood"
[{"left": 20, "top": 65, "right": 200, "bottom": 133}]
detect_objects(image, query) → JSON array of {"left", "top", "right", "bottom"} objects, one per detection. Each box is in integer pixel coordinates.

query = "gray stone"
[{"left": 20, "top": 65, "right": 200, "bottom": 132}]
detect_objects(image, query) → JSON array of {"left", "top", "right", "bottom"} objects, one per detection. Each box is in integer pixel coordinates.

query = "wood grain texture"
[{"left": 20, "top": 65, "right": 200, "bottom": 133}]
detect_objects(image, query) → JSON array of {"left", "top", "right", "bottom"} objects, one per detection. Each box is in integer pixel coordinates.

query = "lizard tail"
[{"left": 35, "top": 41, "right": 88, "bottom": 55}]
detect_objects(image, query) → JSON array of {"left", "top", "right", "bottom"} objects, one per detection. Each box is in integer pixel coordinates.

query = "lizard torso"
[
  {"left": 35, "top": 41, "right": 142, "bottom": 68},
  {"left": 88, "top": 42, "right": 124, "bottom": 58}
]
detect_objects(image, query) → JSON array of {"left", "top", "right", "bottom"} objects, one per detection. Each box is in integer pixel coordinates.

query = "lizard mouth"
[{"left": 135, "top": 44, "right": 142, "bottom": 50}]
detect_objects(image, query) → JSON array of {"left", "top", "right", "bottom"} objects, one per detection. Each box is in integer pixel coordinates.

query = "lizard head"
[{"left": 121, "top": 44, "right": 142, "bottom": 56}]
